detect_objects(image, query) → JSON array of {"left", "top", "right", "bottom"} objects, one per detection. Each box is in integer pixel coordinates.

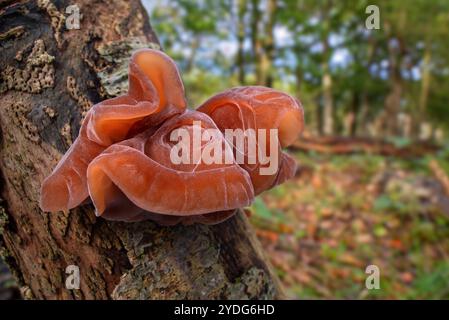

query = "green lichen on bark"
[
  {"left": 110, "top": 215, "right": 279, "bottom": 300},
  {"left": 224, "top": 267, "right": 277, "bottom": 299},
  {"left": 96, "top": 37, "right": 160, "bottom": 97},
  {"left": 0, "top": 205, "right": 7, "bottom": 235}
]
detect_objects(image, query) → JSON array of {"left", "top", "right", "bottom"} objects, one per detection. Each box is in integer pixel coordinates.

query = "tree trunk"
[
  {"left": 320, "top": 2, "right": 333, "bottom": 136},
  {"left": 414, "top": 45, "right": 431, "bottom": 137},
  {"left": 357, "top": 93, "right": 370, "bottom": 136},
  {"left": 355, "top": 36, "right": 376, "bottom": 137},
  {"left": 384, "top": 40, "right": 403, "bottom": 137},
  {"left": 250, "top": 0, "right": 263, "bottom": 85},
  {"left": 236, "top": 0, "right": 246, "bottom": 85},
  {"left": 185, "top": 37, "right": 199, "bottom": 73},
  {"left": 0, "top": 0, "right": 283, "bottom": 300},
  {"left": 260, "top": 0, "right": 276, "bottom": 87},
  {"left": 294, "top": 50, "right": 302, "bottom": 96},
  {"left": 383, "top": 12, "right": 407, "bottom": 137},
  {"left": 321, "top": 53, "right": 334, "bottom": 135},
  {"left": 345, "top": 92, "right": 359, "bottom": 137}
]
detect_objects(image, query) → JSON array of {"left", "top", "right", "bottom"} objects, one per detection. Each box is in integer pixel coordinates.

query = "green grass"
[{"left": 251, "top": 152, "right": 449, "bottom": 300}]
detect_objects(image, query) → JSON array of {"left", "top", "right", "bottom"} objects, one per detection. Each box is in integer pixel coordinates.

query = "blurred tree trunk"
[
  {"left": 355, "top": 37, "right": 376, "bottom": 137},
  {"left": 383, "top": 12, "right": 407, "bottom": 137},
  {"left": 260, "top": 0, "right": 276, "bottom": 87},
  {"left": 414, "top": 45, "right": 431, "bottom": 137},
  {"left": 185, "top": 37, "right": 199, "bottom": 73},
  {"left": 320, "top": 1, "right": 334, "bottom": 136},
  {"left": 358, "top": 93, "right": 371, "bottom": 136},
  {"left": 236, "top": 0, "right": 246, "bottom": 85},
  {"left": 0, "top": 0, "right": 283, "bottom": 300},
  {"left": 250, "top": 0, "right": 263, "bottom": 85},
  {"left": 322, "top": 39, "right": 334, "bottom": 136},
  {"left": 384, "top": 40, "right": 403, "bottom": 137},
  {"left": 250, "top": 0, "right": 276, "bottom": 87},
  {"left": 346, "top": 92, "right": 359, "bottom": 136},
  {"left": 294, "top": 49, "right": 302, "bottom": 95}
]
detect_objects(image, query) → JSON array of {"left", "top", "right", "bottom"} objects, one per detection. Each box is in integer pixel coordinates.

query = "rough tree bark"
[{"left": 0, "top": 0, "right": 283, "bottom": 299}]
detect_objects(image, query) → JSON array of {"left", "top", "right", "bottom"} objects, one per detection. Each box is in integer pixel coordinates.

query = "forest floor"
[
  {"left": 1, "top": 149, "right": 449, "bottom": 300},
  {"left": 250, "top": 150, "right": 449, "bottom": 299}
]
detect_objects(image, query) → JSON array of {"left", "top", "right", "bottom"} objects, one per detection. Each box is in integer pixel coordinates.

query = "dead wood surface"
[{"left": 290, "top": 136, "right": 439, "bottom": 158}]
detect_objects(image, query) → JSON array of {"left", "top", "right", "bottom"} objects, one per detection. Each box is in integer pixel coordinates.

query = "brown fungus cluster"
[{"left": 40, "top": 49, "right": 304, "bottom": 225}]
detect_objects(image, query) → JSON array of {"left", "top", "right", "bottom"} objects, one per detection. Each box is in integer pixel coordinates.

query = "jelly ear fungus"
[{"left": 40, "top": 50, "right": 304, "bottom": 225}]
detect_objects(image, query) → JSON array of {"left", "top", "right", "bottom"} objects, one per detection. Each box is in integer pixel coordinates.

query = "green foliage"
[
  {"left": 252, "top": 197, "right": 275, "bottom": 221},
  {"left": 148, "top": 0, "right": 449, "bottom": 138},
  {"left": 408, "top": 262, "right": 449, "bottom": 299},
  {"left": 183, "top": 69, "right": 234, "bottom": 107}
]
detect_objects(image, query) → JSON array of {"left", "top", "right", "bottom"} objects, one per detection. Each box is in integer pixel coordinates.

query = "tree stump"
[{"left": 0, "top": 0, "right": 283, "bottom": 299}]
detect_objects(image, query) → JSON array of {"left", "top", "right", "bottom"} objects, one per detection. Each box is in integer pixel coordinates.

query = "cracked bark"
[{"left": 0, "top": 0, "right": 283, "bottom": 299}]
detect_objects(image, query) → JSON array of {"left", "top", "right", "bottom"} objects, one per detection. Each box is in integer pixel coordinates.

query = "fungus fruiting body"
[
  {"left": 197, "top": 86, "right": 303, "bottom": 195},
  {"left": 40, "top": 49, "right": 304, "bottom": 225}
]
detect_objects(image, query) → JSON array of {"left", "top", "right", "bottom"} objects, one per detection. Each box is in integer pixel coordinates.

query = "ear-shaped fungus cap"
[
  {"left": 197, "top": 86, "right": 304, "bottom": 195},
  {"left": 87, "top": 49, "right": 187, "bottom": 146},
  {"left": 87, "top": 110, "right": 254, "bottom": 221},
  {"left": 40, "top": 49, "right": 186, "bottom": 212}
]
